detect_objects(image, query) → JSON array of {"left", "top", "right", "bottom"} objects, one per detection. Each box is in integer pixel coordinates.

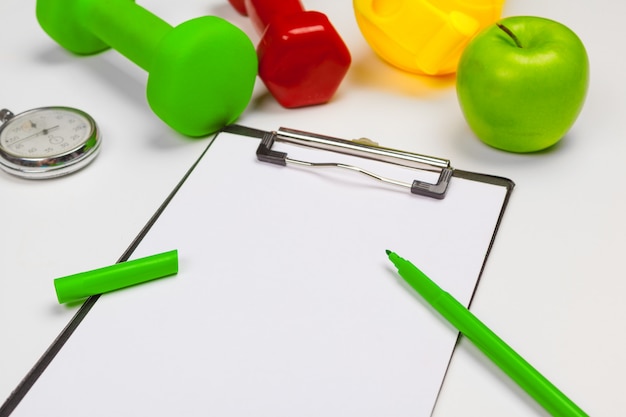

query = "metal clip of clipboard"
[{"left": 256, "top": 127, "right": 454, "bottom": 199}]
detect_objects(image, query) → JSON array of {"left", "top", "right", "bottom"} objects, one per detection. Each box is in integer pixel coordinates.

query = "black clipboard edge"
[
  {"left": 429, "top": 169, "right": 514, "bottom": 414},
  {"left": 452, "top": 169, "right": 515, "bottom": 305}
]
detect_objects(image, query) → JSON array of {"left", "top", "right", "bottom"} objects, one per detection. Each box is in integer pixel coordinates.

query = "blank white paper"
[{"left": 12, "top": 131, "right": 510, "bottom": 417}]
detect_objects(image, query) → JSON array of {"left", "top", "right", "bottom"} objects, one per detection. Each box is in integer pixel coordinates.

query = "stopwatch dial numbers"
[{"left": 0, "top": 109, "right": 93, "bottom": 158}]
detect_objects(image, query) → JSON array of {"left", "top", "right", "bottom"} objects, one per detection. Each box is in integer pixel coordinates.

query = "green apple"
[{"left": 456, "top": 16, "right": 589, "bottom": 153}]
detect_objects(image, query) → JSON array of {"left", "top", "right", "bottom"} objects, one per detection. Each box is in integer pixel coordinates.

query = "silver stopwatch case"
[{"left": 0, "top": 106, "right": 101, "bottom": 179}]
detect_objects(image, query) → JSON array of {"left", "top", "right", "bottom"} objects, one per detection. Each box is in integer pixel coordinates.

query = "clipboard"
[{"left": 2, "top": 125, "right": 514, "bottom": 417}]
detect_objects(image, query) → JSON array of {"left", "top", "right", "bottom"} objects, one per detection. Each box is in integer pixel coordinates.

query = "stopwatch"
[{"left": 0, "top": 106, "right": 101, "bottom": 179}]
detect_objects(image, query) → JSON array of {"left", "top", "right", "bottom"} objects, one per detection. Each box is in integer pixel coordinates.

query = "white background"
[{"left": 1, "top": 1, "right": 624, "bottom": 416}]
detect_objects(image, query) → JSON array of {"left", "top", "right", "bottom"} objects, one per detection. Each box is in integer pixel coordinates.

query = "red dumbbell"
[{"left": 228, "top": 0, "right": 351, "bottom": 108}]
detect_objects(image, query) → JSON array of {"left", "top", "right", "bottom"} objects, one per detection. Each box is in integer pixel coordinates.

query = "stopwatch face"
[{"left": 0, "top": 107, "right": 101, "bottom": 179}]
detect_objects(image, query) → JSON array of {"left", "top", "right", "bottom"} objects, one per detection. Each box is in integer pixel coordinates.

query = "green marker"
[
  {"left": 54, "top": 250, "right": 179, "bottom": 304},
  {"left": 386, "top": 250, "right": 588, "bottom": 417}
]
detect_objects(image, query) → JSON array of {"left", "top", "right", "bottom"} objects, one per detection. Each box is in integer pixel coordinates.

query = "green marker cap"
[{"left": 54, "top": 250, "right": 179, "bottom": 304}]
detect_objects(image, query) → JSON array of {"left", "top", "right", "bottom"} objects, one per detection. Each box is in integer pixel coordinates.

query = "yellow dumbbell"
[{"left": 354, "top": 0, "right": 505, "bottom": 76}]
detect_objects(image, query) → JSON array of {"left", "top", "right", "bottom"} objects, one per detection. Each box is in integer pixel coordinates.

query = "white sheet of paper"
[{"left": 11, "top": 131, "right": 510, "bottom": 417}]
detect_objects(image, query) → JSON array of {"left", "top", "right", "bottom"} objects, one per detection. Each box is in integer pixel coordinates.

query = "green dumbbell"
[{"left": 36, "top": 0, "right": 257, "bottom": 137}]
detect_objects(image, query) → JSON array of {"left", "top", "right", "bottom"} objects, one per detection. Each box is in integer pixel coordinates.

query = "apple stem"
[{"left": 496, "top": 22, "right": 523, "bottom": 48}]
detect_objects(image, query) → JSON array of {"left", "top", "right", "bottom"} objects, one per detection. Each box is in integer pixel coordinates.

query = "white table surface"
[{"left": 1, "top": 1, "right": 624, "bottom": 416}]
